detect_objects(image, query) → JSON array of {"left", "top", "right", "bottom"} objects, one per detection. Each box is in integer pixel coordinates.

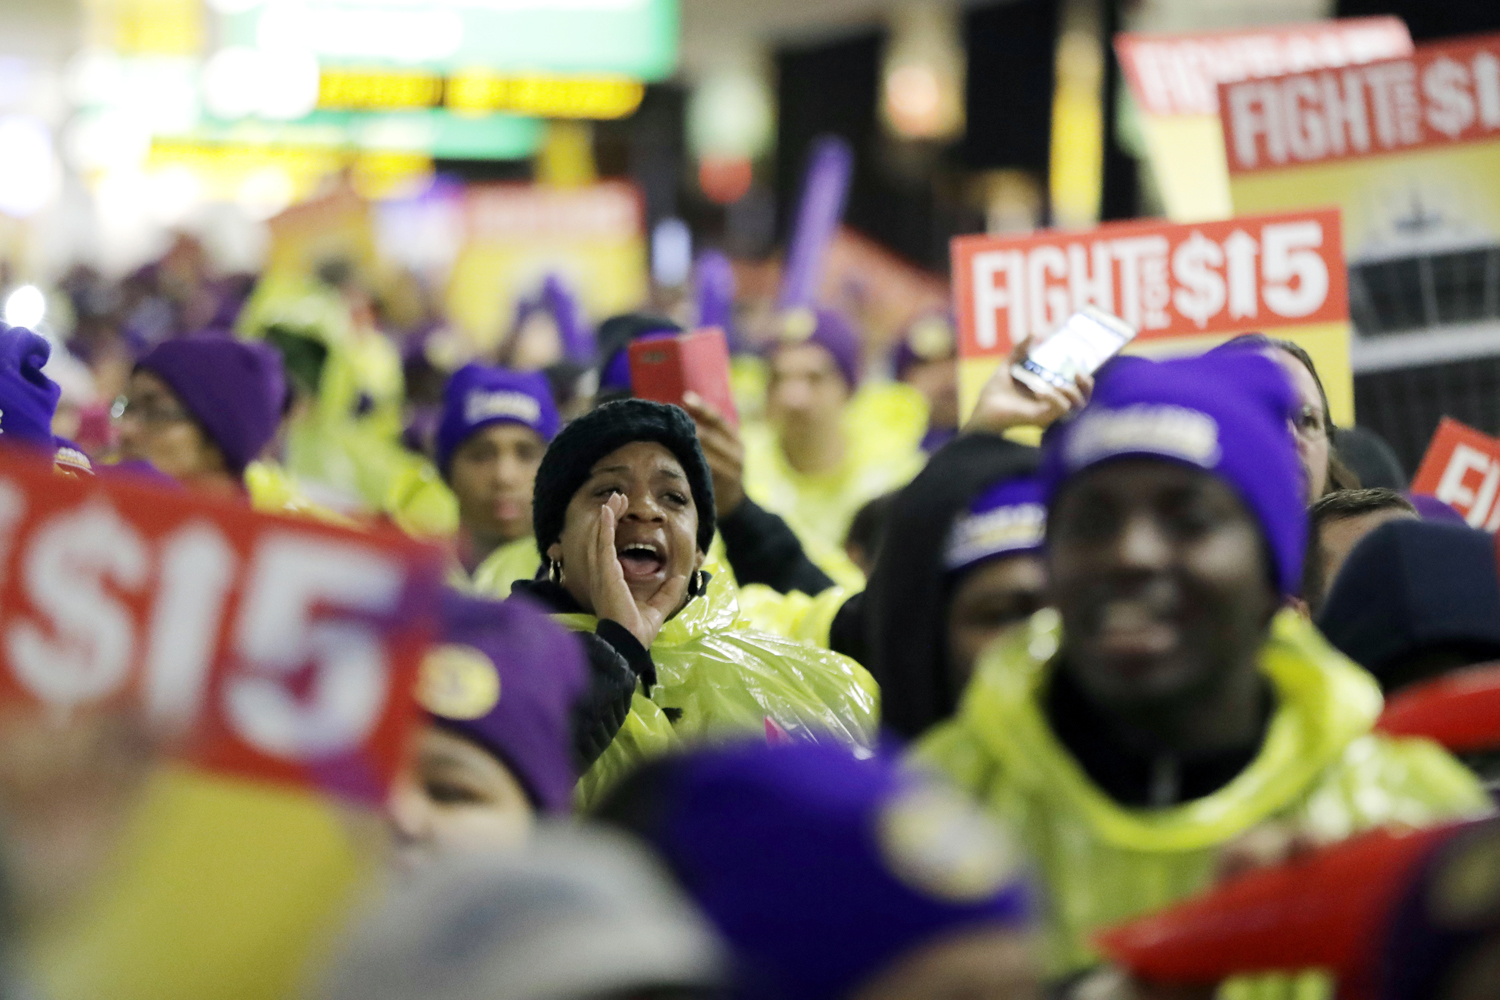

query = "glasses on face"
[
  {"left": 1290, "top": 404, "right": 1328, "bottom": 440},
  {"left": 111, "top": 394, "right": 191, "bottom": 427}
]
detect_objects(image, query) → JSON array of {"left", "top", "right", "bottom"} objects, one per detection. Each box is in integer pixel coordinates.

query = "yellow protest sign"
[{"left": 1115, "top": 17, "right": 1411, "bottom": 222}]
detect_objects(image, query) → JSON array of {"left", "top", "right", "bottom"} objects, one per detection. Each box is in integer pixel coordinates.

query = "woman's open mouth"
[{"left": 617, "top": 541, "right": 667, "bottom": 582}]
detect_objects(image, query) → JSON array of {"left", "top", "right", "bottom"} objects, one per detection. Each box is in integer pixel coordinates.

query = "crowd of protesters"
[{"left": 2, "top": 226, "right": 1500, "bottom": 1000}]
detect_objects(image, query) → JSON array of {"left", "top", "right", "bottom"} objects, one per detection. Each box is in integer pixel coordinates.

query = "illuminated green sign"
[{"left": 220, "top": 0, "right": 680, "bottom": 79}]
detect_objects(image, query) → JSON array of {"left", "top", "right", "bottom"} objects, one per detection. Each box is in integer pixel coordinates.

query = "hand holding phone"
[
  {"left": 965, "top": 315, "right": 1123, "bottom": 435},
  {"left": 1010, "top": 307, "right": 1136, "bottom": 397}
]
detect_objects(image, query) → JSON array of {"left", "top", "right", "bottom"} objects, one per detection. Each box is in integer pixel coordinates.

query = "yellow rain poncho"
[
  {"left": 742, "top": 382, "right": 927, "bottom": 567},
  {"left": 551, "top": 572, "right": 879, "bottom": 807},
  {"left": 916, "top": 609, "right": 1490, "bottom": 987},
  {"left": 245, "top": 460, "right": 360, "bottom": 528},
  {"left": 239, "top": 277, "right": 421, "bottom": 512}
]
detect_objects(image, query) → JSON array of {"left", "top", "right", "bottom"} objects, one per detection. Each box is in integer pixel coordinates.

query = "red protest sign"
[
  {"left": 951, "top": 207, "right": 1347, "bottom": 357},
  {"left": 1221, "top": 33, "right": 1500, "bottom": 173},
  {"left": 1410, "top": 417, "right": 1500, "bottom": 530},
  {"left": 0, "top": 449, "right": 442, "bottom": 804}
]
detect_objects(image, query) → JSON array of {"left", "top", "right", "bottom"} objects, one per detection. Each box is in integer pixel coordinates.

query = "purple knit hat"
[
  {"left": 0, "top": 326, "right": 61, "bottom": 452},
  {"left": 136, "top": 338, "right": 285, "bottom": 476},
  {"left": 1041, "top": 351, "right": 1306, "bottom": 596},
  {"left": 892, "top": 312, "right": 957, "bottom": 382},
  {"left": 767, "top": 307, "right": 863, "bottom": 390},
  {"left": 648, "top": 741, "right": 1034, "bottom": 1000},
  {"left": 510, "top": 274, "right": 595, "bottom": 365},
  {"left": 944, "top": 475, "right": 1046, "bottom": 574},
  {"left": 417, "top": 591, "right": 587, "bottom": 814},
  {"left": 434, "top": 364, "right": 560, "bottom": 477}
]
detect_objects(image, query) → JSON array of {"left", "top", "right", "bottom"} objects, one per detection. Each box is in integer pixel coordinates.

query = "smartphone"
[
  {"left": 1011, "top": 307, "right": 1136, "bottom": 396},
  {"left": 628, "top": 327, "right": 740, "bottom": 430}
]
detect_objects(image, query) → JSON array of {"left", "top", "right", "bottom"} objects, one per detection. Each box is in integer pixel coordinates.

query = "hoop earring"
[
  {"left": 689, "top": 569, "right": 706, "bottom": 597},
  {"left": 549, "top": 559, "right": 563, "bottom": 584}
]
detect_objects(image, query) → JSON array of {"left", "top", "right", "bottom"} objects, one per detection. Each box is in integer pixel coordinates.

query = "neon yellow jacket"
[
  {"left": 244, "top": 461, "right": 361, "bottom": 528},
  {"left": 916, "top": 608, "right": 1490, "bottom": 983},
  {"left": 551, "top": 572, "right": 879, "bottom": 807},
  {"left": 742, "top": 382, "right": 927, "bottom": 569},
  {"left": 239, "top": 278, "right": 420, "bottom": 511}
]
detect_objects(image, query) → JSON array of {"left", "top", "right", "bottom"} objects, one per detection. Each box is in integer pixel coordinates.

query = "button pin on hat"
[
  {"left": 778, "top": 307, "right": 818, "bottom": 344},
  {"left": 878, "top": 784, "right": 1022, "bottom": 903},
  {"left": 908, "top": 317, "right": 954, "bottom": 361},
  {"left": 418, "top": 644, "right": 502, "bottom": 721}
]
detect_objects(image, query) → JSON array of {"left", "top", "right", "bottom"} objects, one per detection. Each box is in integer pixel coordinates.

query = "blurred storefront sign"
[
  {"left": 445, "top": 180, "right": 648, "bottom": 351},
  {"left": 1411, "top": 417, "right": 1500, "bottom": 530},
  {"left": 317, "top": 67, "right": 645, "bottom": 119},
  {"left": 1221, "top": 32, "right": 1500, "bottom": 354},
  {"left": 1115, "top": 17, "right": 1412, "bottom": 222},
  {"left": 218, "top": 0, "right": 680, "bottom": 80},
  {"left": 951, "top": 207, "right": 1352, "bottom": 422}
]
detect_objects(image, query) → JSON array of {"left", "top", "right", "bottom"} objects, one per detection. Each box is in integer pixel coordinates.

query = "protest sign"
[
  {"left": 445, "top": 180, "right": 648, "bottom": 352},
  {"left": 1114, "top": 17, "right": 1411, "bottom": 222},
  {"left": 951, "top": 207, "right": 1351, "bottom": 423},
  {"left": 0, "top": 449, "right": 441, "bottom": 804},
  {"left": 1410, "top": 417, "right": 1500, "bottom": 530},
  {"left": 1221, "top": 34, "right": 1500, "bottom": 335}
]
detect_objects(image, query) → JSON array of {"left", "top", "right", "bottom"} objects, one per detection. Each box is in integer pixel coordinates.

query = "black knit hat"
[{"left": 533, "top": 399, "right": 716, "bottom": 559}]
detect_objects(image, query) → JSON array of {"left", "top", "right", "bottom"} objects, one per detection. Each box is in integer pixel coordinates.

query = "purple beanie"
[
  {"left": 0, "top": 326, "right": 61, "bottom": 452},
  {"left": 136, "top": 338, "right": 285, "bottom": 476},
  {"left": 944, "top": 475, "right": 1046, "bottom": 574},
  {"left": 892, "top": 312, "right": 957, "bottom": 382},
  {"left": 649, "top": 742, "right": 1034, "bottom": 1000},
  {"left": 768, "top": 307, "right": 863, "bottom": 390},
  {"left": 417, "top": 591, "right": 586, "bottom": 814},
  {"left": 1041, "top": 351, "right": 1306, "bottom": 596},
  {"left": 434, "top": 364, "right": 560, "bottom": 477},
  {"left": 1408, "top": 493, "right": 1468, "bottom": 526}
]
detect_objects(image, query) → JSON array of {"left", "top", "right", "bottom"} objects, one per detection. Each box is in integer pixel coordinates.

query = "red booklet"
[{"left": 628, "top": 327, "right": 739, "bottom": 430}]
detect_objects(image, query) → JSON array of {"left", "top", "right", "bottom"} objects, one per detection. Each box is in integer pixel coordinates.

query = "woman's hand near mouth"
[{"left": 587, "top": 493, "right": 688, "bottom": 649}]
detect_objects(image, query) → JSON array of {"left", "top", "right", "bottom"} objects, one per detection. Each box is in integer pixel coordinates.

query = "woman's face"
[
  {"left": 1268, "top": 348, "right": 1329, "bottom": 504},
  {"left": 386, "top": 725, "right": 534, "bottom": 868},
  {"left": 114, "top": 370, "right": 226, "bottom": 484},
  {"left": 548, "top": 441, "right": 703, "bottom": 614}
]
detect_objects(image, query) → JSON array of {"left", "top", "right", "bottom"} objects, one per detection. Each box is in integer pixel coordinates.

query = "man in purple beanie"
[
  {"left": 387, "top": 590, "right": 586, "bottom": 866},
  {"left": 433, "top": 363, "right": 560, "bottom": 578},
  {"left": 743, "top": 306, "right": 925, "bottom": 564},
  {"left": 596, "top": 741, "right": 1038, "bottom": 1000},
  {"left": 917, "top": 350, "right": 1488, "bottom": 987},
  {"left": 117, "top": 337, "right": 285, "bottom": 496}
]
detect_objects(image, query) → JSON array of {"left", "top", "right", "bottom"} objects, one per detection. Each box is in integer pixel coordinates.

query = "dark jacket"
[
  {"left": 849, "top": 432, "right": 1039, "bottom": 739},
  {"left": 511, "top": 578, "right": 655, "bottom": 770}
]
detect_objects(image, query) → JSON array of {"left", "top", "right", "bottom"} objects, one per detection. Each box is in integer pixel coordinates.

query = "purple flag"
[{"left": 777, "top": 136, "right": 853, "bottom": 309}]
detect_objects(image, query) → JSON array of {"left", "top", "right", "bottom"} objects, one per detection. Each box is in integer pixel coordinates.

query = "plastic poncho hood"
[
  {"left": 916, "top": 608, "right": 1489, "bottom": 977},
  {"left": 551, "top": 573, "right": 879, "bottom": 806}
]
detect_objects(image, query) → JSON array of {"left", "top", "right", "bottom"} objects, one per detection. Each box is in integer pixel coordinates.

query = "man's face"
[
  {"left": 904, "top": 357, "right": 959, "bottom": 429},
  {"left": 1047, "top": 460, "right": 1279, "bottom": 710},
  {"left": 448, "top": 423, "right": 546, "bottom": 545},
  {"left": 767, "top": 343, "right": 850, "bottom": 434},
  {"left": 1318, "top": 507, "right": 1418, "bottom": 601},
  {"left": 947, "top": 555, "right": 1046, "bottom": 689}
]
